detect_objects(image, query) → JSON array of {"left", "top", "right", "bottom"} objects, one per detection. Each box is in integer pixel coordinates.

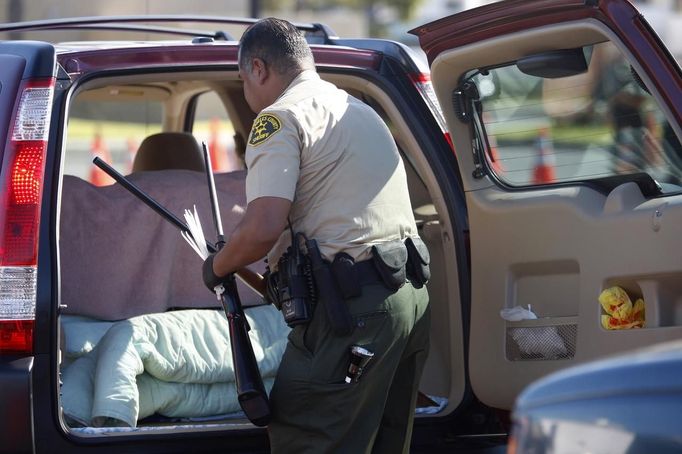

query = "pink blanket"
[{"left": 60, "top": 169, "right": 264, "bottom": 320}]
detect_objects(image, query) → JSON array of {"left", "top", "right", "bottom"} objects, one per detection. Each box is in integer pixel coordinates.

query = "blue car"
[{"left": 510, "top": 340, "right": 682, "bottom": 454}]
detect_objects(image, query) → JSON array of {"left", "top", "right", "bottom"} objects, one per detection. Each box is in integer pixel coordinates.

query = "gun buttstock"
[{"left": 227, "top": 312, "right": 272, "bottom": 426}]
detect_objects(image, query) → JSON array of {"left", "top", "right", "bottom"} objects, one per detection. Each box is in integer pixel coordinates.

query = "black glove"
[{"left": 202, "top": 253, "right": 226, "bottom": 292}]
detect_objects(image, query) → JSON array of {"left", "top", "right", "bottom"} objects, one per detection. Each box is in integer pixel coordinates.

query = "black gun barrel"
[
  {"left": 201, "top": 142, "right": 225, "bottom": 244},
  {"left": 92, "top": 157, "right": 218, "bottom": 253},
  {"left": 92, "top": 156, "right": 271, "bottom": 426}
]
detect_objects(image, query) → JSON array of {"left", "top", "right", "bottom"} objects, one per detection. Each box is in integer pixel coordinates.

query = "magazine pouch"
[{"left": 371, "top": 240, "right": 408, "bottom": 291}]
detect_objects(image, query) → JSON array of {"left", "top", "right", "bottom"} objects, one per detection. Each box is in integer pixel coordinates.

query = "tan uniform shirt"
[{"left": 245, "top": 70, "right": 418, "bottom": 267}]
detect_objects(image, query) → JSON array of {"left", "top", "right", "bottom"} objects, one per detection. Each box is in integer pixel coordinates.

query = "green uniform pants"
[{"left": 268, "top": 281, "right": 430, "bottom": 454}]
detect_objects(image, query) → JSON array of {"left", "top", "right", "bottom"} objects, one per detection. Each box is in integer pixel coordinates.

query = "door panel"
[
  {"left": 419, "top": 1, "right": 682, "bottom": 409},
  {"left": 468, "top": 183, "right": 682, "bottom": 408}
]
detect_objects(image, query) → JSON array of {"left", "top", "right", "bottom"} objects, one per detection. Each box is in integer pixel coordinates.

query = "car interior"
[{"left": 58, "top": 69, "right": 462, "bottom": 433}]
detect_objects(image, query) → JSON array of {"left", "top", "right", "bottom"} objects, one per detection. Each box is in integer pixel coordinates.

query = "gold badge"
[{"left": 248, "top": 114, "right": 282, "bottom": 146}]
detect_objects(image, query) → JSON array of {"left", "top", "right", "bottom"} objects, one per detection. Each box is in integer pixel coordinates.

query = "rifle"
[{"left": 92, "top": 156, "right": 271, "bottom": 427}]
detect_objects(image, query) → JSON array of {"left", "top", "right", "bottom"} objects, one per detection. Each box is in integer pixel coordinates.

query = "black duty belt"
[
  {"left": 269, "top": 258, "right": 383, "bottom": 291},
  {"left": 353, "top": 259, "right": 383, "bottom": 286}
]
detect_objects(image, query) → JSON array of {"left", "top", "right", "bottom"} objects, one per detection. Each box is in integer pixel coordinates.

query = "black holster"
[
  {"left": 331, "top": 252, "right": 361, "bottom": 299},
  {"left": 306, "top": 238, "right": 353, "bottom": 336}
]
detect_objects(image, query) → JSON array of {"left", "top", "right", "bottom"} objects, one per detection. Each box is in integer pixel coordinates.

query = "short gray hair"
[{"left": 238, "top": 18, "right": 315, "bottom": 75}]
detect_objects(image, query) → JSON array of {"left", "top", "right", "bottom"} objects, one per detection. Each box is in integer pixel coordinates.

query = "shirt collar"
[
  {"left": 271, "top": 70, "right": 320, "bottom": 106},
  {"left": 284, "top": 69, "right": 320, "bottom": 91}
]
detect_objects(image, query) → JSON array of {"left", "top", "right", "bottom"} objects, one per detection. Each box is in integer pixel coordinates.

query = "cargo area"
[{"left": 56, "top": 69, "right": 465, "bottom": 434}]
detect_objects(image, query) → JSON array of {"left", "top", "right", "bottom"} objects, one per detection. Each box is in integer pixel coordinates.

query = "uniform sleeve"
[{"left": 245, "top": 110, "right": 301, "bottom": 203}]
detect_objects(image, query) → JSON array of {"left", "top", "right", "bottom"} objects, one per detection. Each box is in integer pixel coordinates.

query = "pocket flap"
[{"left": 372, "top": 240, "right": 408, "bottom": 271}]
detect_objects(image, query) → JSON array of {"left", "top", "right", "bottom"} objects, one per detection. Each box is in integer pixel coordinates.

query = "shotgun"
[
  {"left": 200, "top": 142, "right": 271, "bottom": 426},
  {"left": 92, "top": 156, "right": 271, "bottom": 427}
]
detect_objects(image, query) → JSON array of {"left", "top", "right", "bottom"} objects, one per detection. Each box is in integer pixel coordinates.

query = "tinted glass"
[
  {"left": 191, "top": 91, "right": 244, "bottom": 172},
  {"left": 472, "top": 41, "right": 682, "bottom": 193}
]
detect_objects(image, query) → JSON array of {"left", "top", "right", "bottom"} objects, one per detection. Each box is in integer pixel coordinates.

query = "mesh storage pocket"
[{"left": 505, "top": 317, "right": 577, "bottom": 361}]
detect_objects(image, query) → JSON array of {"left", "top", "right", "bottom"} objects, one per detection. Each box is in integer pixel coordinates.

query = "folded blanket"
[
  {"left": 61, "top": 315, "right": 115, "bottom": 357},
  {"left": 61, "top": 305, "right": 289, "bottom": 427}
]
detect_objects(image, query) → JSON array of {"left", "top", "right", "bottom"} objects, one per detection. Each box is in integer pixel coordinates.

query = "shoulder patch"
[{"left": 248, "top": 113, "right": 282, "bottom": 147}]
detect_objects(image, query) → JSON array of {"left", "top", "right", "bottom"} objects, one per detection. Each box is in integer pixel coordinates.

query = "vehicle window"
[
  {"left": 190, "top": 91, "right": 244, "bottom": 171},
  {"left": 65, "top": 96, "right": 163, "bottom": 184},
  {"left": 471, "top": 41, "right": 682, "bottom": 193}
]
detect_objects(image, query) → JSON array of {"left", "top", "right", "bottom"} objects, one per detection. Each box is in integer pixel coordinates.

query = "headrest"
[{"left": 132, "top": 132, "right": 206, "bottom": 173}]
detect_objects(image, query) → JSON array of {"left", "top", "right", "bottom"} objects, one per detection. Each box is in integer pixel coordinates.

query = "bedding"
[{"left": 61, "top": 305, "right": 289, "bottom": 427}]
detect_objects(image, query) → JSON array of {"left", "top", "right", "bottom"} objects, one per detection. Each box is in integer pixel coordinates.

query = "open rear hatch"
[{"left": 413, "top": 0, "right": 682, "bottom": 410}]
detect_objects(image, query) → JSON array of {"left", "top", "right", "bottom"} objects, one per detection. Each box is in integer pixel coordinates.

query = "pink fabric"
[{"left": 59, "top": 169, "right": 265, "bottom": 320}]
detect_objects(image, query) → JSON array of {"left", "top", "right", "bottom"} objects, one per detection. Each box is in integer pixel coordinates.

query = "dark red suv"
[{"left": 2, "top": 1, "right": 682, "bottom": 452}]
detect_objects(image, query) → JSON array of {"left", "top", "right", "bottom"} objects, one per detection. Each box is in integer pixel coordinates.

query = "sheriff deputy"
[{"left": 203, "top": 17, "right": 431, "bottom": 454}]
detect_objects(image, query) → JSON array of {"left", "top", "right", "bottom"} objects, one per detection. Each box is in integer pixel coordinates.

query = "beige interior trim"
[
  {"left": 76, "top": 85, "right": 172, "bottom": 102},
  {"left": 467, "top": 183, "right": 682, "bottom": 409}
]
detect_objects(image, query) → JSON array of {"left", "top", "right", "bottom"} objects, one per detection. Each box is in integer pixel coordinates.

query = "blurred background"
[{"left": 0, "top": 0, "right": 676, "bottom": 54}]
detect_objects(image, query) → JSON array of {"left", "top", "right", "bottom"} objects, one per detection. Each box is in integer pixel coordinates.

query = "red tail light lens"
[
  {"left": 0, "top": 320, "right": 34, "bottom": 354},
  {"left": 0, "top": 78, "right": 55, "bottom": 355},
  {"left": 409, "top": 73, "right": 454, "bottom": 153},
  {"left": 3, "top": 141, "right": 47, "bottom": 265}
]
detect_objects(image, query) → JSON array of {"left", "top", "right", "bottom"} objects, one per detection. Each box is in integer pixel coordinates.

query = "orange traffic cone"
[
  {"left": 488, "top": 134, "right": 505, "bottom": 175},
  {"left": 532, "top": 128, "right": 556, "bottom": 184},
  {"left": 126, "top": 137, "right": 139, "bottom": 173},
  {"left": 88, "top": 130, "right": 114, "bottom": 186},
  {"left": 482, "top": 111, "right": 505, "bottom": 175},
  {"left": 209, "top": 118, "right": 226, "bottom": 172}
]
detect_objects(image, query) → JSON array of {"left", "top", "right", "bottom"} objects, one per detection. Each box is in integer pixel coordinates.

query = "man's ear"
[{"left": 251, "top": 58, "right": 269, "bottom": 85}]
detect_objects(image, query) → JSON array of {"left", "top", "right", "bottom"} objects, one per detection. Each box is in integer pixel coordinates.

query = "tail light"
[
  {"left": 0, "top": 78, "right": 55, "bottom": 355},
  {"left": 409, "top": 72, "right": 454, "bottom": 151}
]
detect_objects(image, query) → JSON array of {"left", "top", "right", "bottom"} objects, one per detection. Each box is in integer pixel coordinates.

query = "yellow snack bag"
[
  {"left": 598, "top": 286, "right": 632, "bottom": 320},
  {"left": 632, "top": 299, "right": 645, "bottom": 325},
  {"left": 601, "top": 314, "right": 613, "bottom": 330},
  {"left": 599, "top": 289, "right": 646, "bottom": 329},
  {"left": 602, "top": 315, "right": 644, "bottom": 330}
]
